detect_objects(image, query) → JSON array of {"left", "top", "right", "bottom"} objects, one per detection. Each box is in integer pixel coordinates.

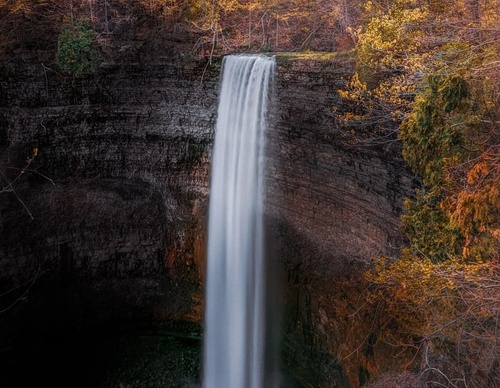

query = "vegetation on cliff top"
[{"left": 0, "top": 0, "right": 361, "bottom": 62}]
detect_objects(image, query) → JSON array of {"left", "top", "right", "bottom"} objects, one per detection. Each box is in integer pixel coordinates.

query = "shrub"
[
  {"left": 365, "top": 253, "right": 500, "bottom": 387},
  {"left": 56, "top": 19, "right": 100, "bottom": 76}
]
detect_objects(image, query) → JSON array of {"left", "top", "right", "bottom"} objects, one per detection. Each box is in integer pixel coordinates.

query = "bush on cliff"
[{"left": 56, "top": 19, "right": 100, "bottom": 77}]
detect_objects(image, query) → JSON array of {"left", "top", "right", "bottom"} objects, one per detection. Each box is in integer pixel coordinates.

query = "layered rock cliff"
[
  {"left": 0, "top": 49, "right": 218, "bottom": 351},
  {"left": 266, "top": 56, "right": 416, "bottom": 386},
  {"left": 0, "top": 49, "right": 415, "bottom": 386}
]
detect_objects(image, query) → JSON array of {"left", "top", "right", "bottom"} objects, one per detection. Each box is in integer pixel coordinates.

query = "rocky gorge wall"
[
  {"left": 0, "top": 50, "right": 415, "bottom": 386},
  {"left": 270, "top": 56, "right": 413, "bottom": 274},
  {"left": 0, "top": 51, "right": 218, "bottom": 350},
  {"left": 267, "top": 56, "right": 416, "bottom": 386}
]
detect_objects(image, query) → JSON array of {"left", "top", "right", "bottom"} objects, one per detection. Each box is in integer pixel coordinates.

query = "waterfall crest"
[{"left": 203, "top": 54, "right": 276, "bottom": 388}]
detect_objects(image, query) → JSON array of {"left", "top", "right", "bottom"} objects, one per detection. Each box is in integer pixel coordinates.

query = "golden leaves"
[
  {"left": 467, "top": 159, "right": 492, "bottom": 186},
  {"left": 0, "top": 0, "right": 34, "bottom": 15},
  {"left": 365, "top": 253, "right": 500, "bottom": 382}
]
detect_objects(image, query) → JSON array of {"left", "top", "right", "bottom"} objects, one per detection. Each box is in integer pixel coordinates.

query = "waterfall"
[{"left": 203, "top": 54, "right": 276, "bottom": 388}]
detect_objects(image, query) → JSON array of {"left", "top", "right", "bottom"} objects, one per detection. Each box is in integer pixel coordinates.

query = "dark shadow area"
[
  {"left": 265, "top": 214, "right": 351, "bottom": 388},
  {"left": 0, "top": 321, "right": 202, "bottom": 388},
  {"left": 0, "top": 175, "right": 203, "bottom": 387}
]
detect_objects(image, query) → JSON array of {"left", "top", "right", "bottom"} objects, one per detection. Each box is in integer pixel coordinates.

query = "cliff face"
[
  {"left": 0, "top": 51, "right": 415, "bottom": 386},
  {"left": 0, "top": 51, "right": 218, "bottom": 347},
  {"left": 266, "top": 56, "right": 416, "bottom": 386},
  {"left": 269, "top": 57, "right": 413, "bottom": 274}
]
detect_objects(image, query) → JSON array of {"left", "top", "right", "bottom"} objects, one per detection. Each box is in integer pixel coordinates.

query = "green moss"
[
  {"left": 274, "top": 50, "right": 355, "bottom": 63},
  {"left": 102, "top": 332, "right": 201, "bottom": 387}
]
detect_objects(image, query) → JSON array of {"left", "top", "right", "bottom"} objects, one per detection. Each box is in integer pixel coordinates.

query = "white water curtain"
[{"left": 203, "top": 55, "right": 276, "bottom": 388}]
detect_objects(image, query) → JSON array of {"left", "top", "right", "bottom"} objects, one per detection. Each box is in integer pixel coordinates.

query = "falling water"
[{"left": 203, "top": 54, "right": 276, "bottom": 388}]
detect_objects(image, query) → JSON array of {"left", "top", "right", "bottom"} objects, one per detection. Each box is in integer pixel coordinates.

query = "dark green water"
[{"left": 0, "top": 325, "right": 202, "bottom": 388}]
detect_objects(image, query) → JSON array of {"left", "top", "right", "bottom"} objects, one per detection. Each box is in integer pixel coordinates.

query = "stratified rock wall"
[
  {"left": 0, "top": 51, "right": 415, "bottom": 386},
  {"left": 266, "top": 56, "right": 416, "bottom": 387},
  {"left": 268, "top": 57, "right": 414, "bottom": 275},
  {"left": 0, "top": 53, "right": 219, "bottom": 346}
]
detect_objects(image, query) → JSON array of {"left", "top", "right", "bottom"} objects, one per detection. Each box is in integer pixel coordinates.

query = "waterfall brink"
[{"left": 203, "top": 54, "right": 276, "bottom": 388}]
